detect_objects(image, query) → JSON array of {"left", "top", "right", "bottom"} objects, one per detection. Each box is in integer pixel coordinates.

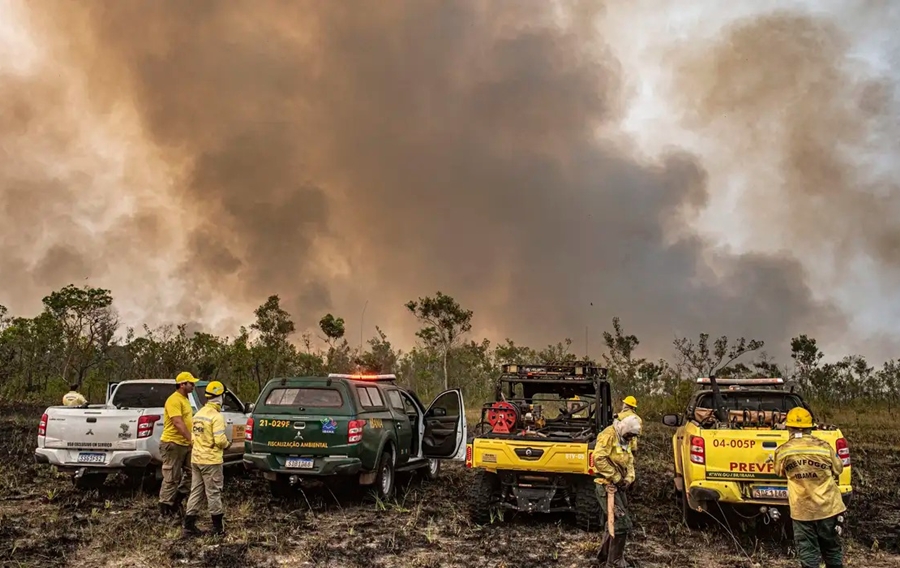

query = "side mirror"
[
  {"left": 244, "top": 403, "right": 255, "bottom": 414},
  {"left": 429, "top": 407, "right": 447, "bottom": 417},
  {"left": 662, "top": 414, "right": 682, "bottom": 427}
]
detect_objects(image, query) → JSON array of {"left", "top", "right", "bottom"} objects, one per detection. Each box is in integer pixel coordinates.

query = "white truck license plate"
[
  {"left": 77, "top": 452, "right": 106, "bottom": 464},
  {"left": 752, "top": 486, "right": 788, "bottom": 499},
  {"left": 285, "top": 458, "right": 314, "bottom": 469}
]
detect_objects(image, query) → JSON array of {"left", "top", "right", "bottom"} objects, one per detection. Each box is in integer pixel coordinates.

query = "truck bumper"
[
  {"left": 34, "top": 448, "right": 154, "bottom": 471},
  {"left": 243, "top": 453, "right": 363, "bottom": 476},
  {"left": 686, "top": 481, "right": 854, "bottom": 510}
]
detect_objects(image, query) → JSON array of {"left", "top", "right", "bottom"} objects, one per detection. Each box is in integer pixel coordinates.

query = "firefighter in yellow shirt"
[
  {"left": 591, "top": 414, "right": 641, "bottom": 567},
  {"left": 774, "top": 407, "right": 846, "bottom": 568},
  {"left": 614, "top": 396, "right": 641, "bottom": 452},
  {"left": 158, "top": 371, "right": 197, "bottom": 517},
  {"left": 62, "top": 383, "right": 87, "bottom": 407},
  {"left": 182, "top": 381, "right": 232, "bottom": 537}
]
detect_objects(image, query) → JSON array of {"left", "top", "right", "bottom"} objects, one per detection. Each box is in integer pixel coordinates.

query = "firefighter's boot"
[
  {"left": 597, "top": 533, "right": 611, "bottom": 563},
  {"left": 181, "top": 515, "right": 201, "bottom": 538},
  {"left": 211, "top": 514, "right": 225, "bottom": 536},
  {"left": 158, "top": 502, "right": 174, "bottom": 519},
  {"left": 172, "top": 492, "right": 187, "bottom": 516},
  {"left": 606, "top": 534, "right": 630, "bottom": 567}
]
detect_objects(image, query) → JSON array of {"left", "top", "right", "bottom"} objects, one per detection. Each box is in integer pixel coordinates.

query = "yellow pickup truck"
[
  {"left": 466, "top": 363, "right": 615, "bottom": 531},
  {"left": 663, "top": 377, "right": 852, "bottom": 528}
]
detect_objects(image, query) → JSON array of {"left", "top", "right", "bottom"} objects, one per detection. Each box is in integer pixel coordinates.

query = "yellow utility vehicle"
[
  {"left": 663, "top": 376, "right": 852, "bottom": 528},
  {"left": 466, "top": 363, "right": 614, "bottom": 531}
]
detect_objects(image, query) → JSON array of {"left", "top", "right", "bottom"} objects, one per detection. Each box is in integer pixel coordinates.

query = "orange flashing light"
[{"left": 328, "top": 373, "right": 397, "bottom": 381}]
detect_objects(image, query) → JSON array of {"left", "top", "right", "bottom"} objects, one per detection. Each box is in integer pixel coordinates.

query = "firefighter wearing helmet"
[
  {"left": 614, "top": 396, "right": 641, "bottom": 452},
  {"left": 591, "top": 414, "right": 641, "bottom": 567},
  {"left": 158, "top": 371, "right": 198, "bottom": 517},
  {"left": 183, "top": 381, "right": 232, "bottom": 537},
  {"left": 774, "top": 407, "right": 846, "bottom": 568}
]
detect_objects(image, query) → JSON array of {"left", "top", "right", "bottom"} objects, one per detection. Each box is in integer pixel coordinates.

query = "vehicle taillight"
[
  {"left": 38, "top": 413, "right": 48, "bottom": 437},
  {"left": 348, "top": 420, "right": 366, "bottom": 444},
  {"left": 588, "top": 451, "right": 594, "bottom": 475},
  {"left": 465, "top": 444, "right": 473, "bottom": 468},
  {"left": 245, "top": 417, "right": 253, "bottom": 442},
  {"left": 690, "top": 436, "right": 706, "bottom": 465},
  {"left": 836, "top": 437, "right": 850, "bottom": 467},
  {"left": 137, "top": 414, "right": 161, "bottom": 439}
]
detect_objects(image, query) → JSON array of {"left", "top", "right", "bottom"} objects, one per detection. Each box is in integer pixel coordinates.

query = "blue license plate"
[
  {"left": 285, "top": 457, "right": 314, "bottom": 469},
  {"left": 77, "top": 452, "right": 106, "bottom": 464}
]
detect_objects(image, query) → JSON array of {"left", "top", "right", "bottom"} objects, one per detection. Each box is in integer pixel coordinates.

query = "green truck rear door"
[{"left": 252, "top": 381, "right": 357, "bottom": 468}]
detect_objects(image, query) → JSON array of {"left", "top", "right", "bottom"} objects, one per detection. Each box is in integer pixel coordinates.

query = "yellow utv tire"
[{"left": 469, "top": 469, "right": 501, "bottom": 525}]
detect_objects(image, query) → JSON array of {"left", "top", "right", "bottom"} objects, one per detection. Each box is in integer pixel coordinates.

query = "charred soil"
[{"left": 1, "top": 406, "right": 897, "bottom": 567}]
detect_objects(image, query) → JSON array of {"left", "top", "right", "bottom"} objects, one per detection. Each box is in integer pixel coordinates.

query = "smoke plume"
[{"left": 2, "top": 1, "right": 897, "bottom": 361}]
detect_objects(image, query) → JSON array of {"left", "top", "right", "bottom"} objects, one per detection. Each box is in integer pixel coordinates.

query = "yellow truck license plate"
[{"left": 751, "top": 486, "right": 788, "bottom": 499}]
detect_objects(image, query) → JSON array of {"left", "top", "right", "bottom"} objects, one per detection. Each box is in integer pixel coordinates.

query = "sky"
[{"left": 0, "top": 1, "right": 898, "bottom": 364}]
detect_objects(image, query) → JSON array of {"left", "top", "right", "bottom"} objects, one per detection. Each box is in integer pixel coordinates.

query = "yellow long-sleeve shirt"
[
  {"left": 591, "top": 424, "right": 635, "bottom": 486},
  {"left": 190, "top": 402, "right": 230, "bottom": 465},
  {"left": 774, "top": 434, "right": 846, "bottom": 522}
]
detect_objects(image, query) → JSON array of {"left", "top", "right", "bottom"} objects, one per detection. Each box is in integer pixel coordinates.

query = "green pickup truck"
[{"left": 243, "top": 373, "right": 467, "bottom": 499}]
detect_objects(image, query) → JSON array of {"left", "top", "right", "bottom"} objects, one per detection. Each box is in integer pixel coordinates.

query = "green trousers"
[
  {"left": 793, "top": 515, "right": 843, "bottom": 568},
  {"left": 595, "top": 484, "right": 633, "bottom": 535},
  {"left": 158, "top": 442, "right": 191, "bottom": 505}
]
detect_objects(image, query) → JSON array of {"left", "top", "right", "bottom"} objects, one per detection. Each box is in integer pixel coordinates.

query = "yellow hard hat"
[
  {"left": 785, "top": 407, "right": 813, "bottom": 429},
  {"left": 205, "top": 381, "right": 226, "bottom": 398},
  {"left": 622, "top": 396, "right": 638, "bottom": 408},
  {"left": 175, "top": 371, "right": 198, "bottom": 384}
]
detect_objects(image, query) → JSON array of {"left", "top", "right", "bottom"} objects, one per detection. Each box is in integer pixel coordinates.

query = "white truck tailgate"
[{"left": 44, "top": 408, "right": 158, "bottom": 452}]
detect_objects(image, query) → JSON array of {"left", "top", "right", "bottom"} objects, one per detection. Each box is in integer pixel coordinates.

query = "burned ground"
[{"left": 1, "top": 406, "right": 897, "bottom": 568}]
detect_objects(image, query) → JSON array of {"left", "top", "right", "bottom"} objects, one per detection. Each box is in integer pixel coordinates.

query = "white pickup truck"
[{"left": 35, "top": 379, "right": 254, "bottom": 489}]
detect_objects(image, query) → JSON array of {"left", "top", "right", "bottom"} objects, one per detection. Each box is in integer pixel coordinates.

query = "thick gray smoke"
[{"left": 5, "top": 1, "right": 895, "bottom": 361}]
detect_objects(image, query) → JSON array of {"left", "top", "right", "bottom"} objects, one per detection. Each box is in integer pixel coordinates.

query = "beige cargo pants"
[
  {"left": 185, "top": 464, "right": 225, "bottom": 516},
  {"left": 158, "top": 441, "right": 192, "bottom": 505}
]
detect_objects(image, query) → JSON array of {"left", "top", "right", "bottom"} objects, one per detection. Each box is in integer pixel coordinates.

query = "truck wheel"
[
  {"left": 423, "top": 458, "right": 441, "bottom": 481},
  {"left": 574, "top": 478, "right": 603, "bottom": 532},
  {"left": 73, "top": 473, "right": 107, "bottom": 491},
  {"left": 468, "top": 469, "right": 501, "bottom": 525},
  {"left": 373, "top": 450, "right": 395, "bottom": 500},
  {"left": 680, "top": 490, "right": 706, "bottom": 529},
  {"left": 124, "top": 468, "right": 158, "bottom": 492},
  {"left": 268, "top": 478, "right": 293, "bottom": 499}
]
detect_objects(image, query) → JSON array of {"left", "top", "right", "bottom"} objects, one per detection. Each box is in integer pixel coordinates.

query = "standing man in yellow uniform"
[
  {"left": 774, "top": 407, "right": 846, "bottom": 568},
  {"left": 158, "top": 371, "right": 197, "bottom": 517},
  {"left": 615, "top": 396, "right": 641, "bottom": 452},
  {"left": 592, "top": 414, "right": 641, "bottom": 567},
  {"left": 183, "top": 381, "right": 231, "bottom": 537},
  {"left": 62, "top": 383, "right": 87, "bottom": 407}
]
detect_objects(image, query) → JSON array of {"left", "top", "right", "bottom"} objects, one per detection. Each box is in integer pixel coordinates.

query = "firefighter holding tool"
[
  {"left": 183, "top": 381, "right": 232, "bottom": 538},
  {"left": 774, "top": 407, "right": 846, "bottom": 568},
  {"left": 591, "top": 414, "right": 641, "bottom": 567}
]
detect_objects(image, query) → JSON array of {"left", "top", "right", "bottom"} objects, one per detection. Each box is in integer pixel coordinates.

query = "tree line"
[{"left": 1, "top": 284, "right": 898, "bottom": 415}]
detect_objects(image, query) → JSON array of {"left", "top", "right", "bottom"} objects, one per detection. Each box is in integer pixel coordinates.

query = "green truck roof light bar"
[{"left": 327, "top": 373, "right": 398, "bottom": 382}]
